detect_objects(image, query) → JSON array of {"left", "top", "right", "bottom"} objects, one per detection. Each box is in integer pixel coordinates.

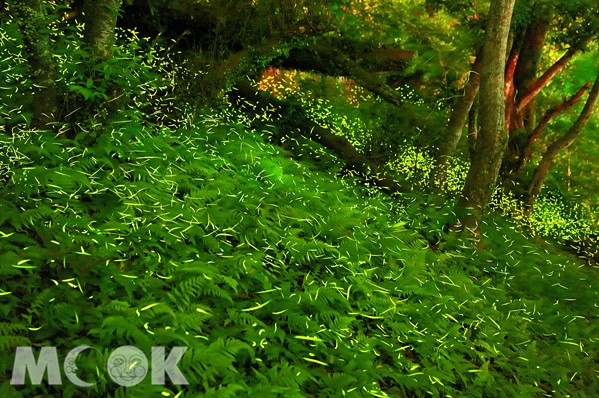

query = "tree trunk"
[
  {"left": 513, "top": 18, "right": 550, "bottom": 131},
  {"left": 432, "top": 53, "right": 481, "bottom": 189},
  {"left": 8, "top": 0, "right": 58, "bottom": 130},
  {"left": 524, "top": 73, "right": 599, "bottom": 214},
  {"left": 468, "top": 92, "right": 480, "bottom": 159},
  {"left": 276, "top": 40, "right": 406, "bottom": 108},
  {"left": 79, "top": 0, "right": 123, "bottom": 122},
  {"left": 83, "top": 0, "right": 122, "bottom": 59},
  {"left": 457, "top": 0, "right": 515, "bottom": 236}
]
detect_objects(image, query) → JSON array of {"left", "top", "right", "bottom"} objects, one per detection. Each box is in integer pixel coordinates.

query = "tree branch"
[
  {"left": 516, "top": 81, "right": 591, "bottom": 173},
  {"left": 516, "top": 48, "right": 578, "bottom": 111},
  {"left": 357, "top": 46, "right": 414, "bottom": 72},
  {"left": 524, "top": 73, "right": 599, "bottom": 213},
  {"left": 274, "top": 39, "right": 407, "bottom": 108},
  {"left": 504, "top": 50, "right": 519, "bottom": 130},
  {"left": 504, "top": 51, "right": 519, "bottom": 100},
  {"left": 230, "top": 81, "right": 407, "bottom": 195}
]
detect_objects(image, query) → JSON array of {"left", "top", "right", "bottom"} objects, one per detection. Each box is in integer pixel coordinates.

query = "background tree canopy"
[{"left": 0, "top": 0, "right": 598, "bottom": 396}]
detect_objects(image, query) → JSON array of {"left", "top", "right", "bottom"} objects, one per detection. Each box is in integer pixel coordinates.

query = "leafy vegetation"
[
  {"left": 2, "top": 102, "right": 598, "bottom": 396},
  {"left": 1, "top": 1, "right": 598, "bottom": 397},
  {"left": 253, "top": 72, "right": 598, "bottom": 264}
]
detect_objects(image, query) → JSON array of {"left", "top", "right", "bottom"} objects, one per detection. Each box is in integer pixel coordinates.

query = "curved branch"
[
  {"left": 202, "top": 37, "right": 414, "bottom": 108},
  {"left": 515, "top": 48, "right": 578, "bottom": 111},
  {"left": 516, "top": 81, "right": 591, "bottom": 174},
  {"left": 274, "top": 39, "right": 408, "bottom": 108},
  {"left": 524, "top": 73, "right": 599, "bottom": 213},
  {"left": 230, "top": 81, "right": 407, "bottom": 195}
]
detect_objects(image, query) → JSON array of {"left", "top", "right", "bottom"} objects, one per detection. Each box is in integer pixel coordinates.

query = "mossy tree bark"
[
  {"left": 80, "top": 0, "right": 123, "bottom": 122},
  {"left": 83, "top": 0, "right": 123, "bottom": 59},
  {"left": 524, "top": 72, "right": 599, "bottom": 214},
  {"left": 457, "top": 0, "right": 515, "bottom": 237},
  {"left": 432, "top": 52, "right": 481, "bottom": 189},
  {"left": 8, "top": 0, "right": 58, "bottom": 130}
]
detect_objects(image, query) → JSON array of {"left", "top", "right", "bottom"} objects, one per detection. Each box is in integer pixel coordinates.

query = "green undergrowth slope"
[{"left": 0, "top": 113, "right": 597, "bottom": 397}]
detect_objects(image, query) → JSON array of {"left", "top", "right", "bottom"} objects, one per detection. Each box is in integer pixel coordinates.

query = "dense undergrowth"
[
  {"left": 1, "top": 109, "right": 598, "bottom": 396},
  {"left": 0, "top": 22, "right": 598, "bottom": 398},
  {"left": 256, "top": 69, "right": 598, "bottom": 265},
  {"left": 258, "top": 71, "right": 599, "bottom": 265}
]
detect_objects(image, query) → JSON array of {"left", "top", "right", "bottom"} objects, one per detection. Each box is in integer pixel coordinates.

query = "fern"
[{"left": 0, "top": 19, "right": 597, "bottom": 397}]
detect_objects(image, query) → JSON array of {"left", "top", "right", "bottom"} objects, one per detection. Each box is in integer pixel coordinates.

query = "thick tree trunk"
[
  {"left": 457, "top": 0, "right": 515, "bottom": 236},
  {"left": 8, "top": 0, "right": 58, "bottom": 130},
  {"left": 83, "top": 0, "right": 122, "bottom": 59},
  {"left": 513, "top": 19, "right": 550, "bottom": 130},
  {"left": 524, "top": 73, "right": 599, "bottom": 214},
  {"left": 432, "top": 53, "right": 481, "bottom": 189},
  {"left": 515, "top": 81, "right": 591, "bottom": 174}
]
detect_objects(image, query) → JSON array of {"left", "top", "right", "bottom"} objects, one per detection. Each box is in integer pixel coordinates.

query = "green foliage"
[
  {"left": 0, "top": 17, "right": 31, "bottom": 127},
  {"left": 0, "top": 11, "right": 194, "bottom": 135},
  {"left": 0, "top": 102, "right": 597, "bottom": 397},
  {"left": 0, "top": 7, "right": 598, "bottom": 397},
  {"left": 252, "top": 63, "right": 598, "bottom": 262},
  {"left": 59, "top": 26, "right": 195, "bottom": 132},
  {"left": 542, "top": 51, "right": 599, "bottom": 213},
  {"left": 256, "top": 68, "right": 447, "bottom": 168}
]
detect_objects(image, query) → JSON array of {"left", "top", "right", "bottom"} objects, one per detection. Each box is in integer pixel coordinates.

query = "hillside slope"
[{"left": 0, "top": 113, "right": 597, "bottom": 397}]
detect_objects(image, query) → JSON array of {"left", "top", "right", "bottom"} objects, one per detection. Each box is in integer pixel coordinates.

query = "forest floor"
[{"left": 1, "top": 112, "right": 598, "bottom": 397}]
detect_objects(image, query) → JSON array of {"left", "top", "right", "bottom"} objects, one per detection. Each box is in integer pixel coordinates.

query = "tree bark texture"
[
  {"left": 468, "top": 93, "right": 480, "bottom": 159},
  {"left": 524, "top": 73, "right": 599, "bottom": 213},
  {"left": 458, "top": 0, "right": 515, "bottom": 236},
  {"left": 513, "top": 18, "right": 550, "bottom": 130},
  {"left": 83, "top": 0, "right": 122, "bottom": 59},
  {"left": 8, "top": 0, "right": 58, "bottom": 130},
  {"left": 433, "top": 53, "right": 482, "bottom": 188}
]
